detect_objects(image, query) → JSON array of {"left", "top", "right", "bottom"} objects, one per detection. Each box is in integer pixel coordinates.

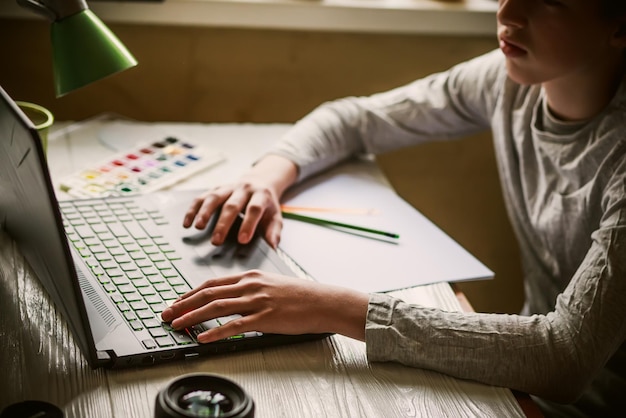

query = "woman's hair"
[
  {"left": 600, "top": 1, "right": 626, "bottom": 59},
  {"left": 600, "top": 0, "right": 626, "bottom": 19}
]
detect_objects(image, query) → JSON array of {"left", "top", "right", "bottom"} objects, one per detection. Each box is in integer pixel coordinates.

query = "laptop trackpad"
[{"left": 180, "top": 233, "right": 287, "bottom": 288}]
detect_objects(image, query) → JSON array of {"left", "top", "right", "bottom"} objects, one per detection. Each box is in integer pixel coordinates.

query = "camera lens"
[
  {"left": 155, "top": 373, "right": 255, "bottom": 418},
  {"left": 0, "top": 401, "right": 63, "bottom": 418}
]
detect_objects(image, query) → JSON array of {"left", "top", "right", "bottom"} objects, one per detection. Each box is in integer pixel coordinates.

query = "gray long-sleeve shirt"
[{"left": 269, "top": 50, "right": 626, "bottom": 417}]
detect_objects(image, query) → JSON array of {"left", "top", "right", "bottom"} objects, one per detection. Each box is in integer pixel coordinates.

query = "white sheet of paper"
[{"left": 279, "top": 160, "right": 494, "bottom": 293}]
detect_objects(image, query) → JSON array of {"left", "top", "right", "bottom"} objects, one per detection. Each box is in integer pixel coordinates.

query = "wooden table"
[{"left": 0, "top": 119, "right": 538, "bottom": 417}]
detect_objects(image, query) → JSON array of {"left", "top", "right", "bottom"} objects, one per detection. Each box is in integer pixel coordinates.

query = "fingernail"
[
  {"left": 239, "top": 232, "right": 249, "bottom": 243},
  {"left": 161, "top": 308, "right": 172, "bottom": 321}
]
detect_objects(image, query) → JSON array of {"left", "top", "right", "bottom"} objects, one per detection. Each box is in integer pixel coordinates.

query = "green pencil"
[{"left": 282, "top": 211, "right": 399, "bottom": 239}]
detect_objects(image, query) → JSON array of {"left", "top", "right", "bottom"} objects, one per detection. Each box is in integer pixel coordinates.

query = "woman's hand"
[
  {"left": 183, "top": 155, "right": 299, "bottom": 248},
  {"left": 160, "top": 270, "right": 369, "bottom": 343}
]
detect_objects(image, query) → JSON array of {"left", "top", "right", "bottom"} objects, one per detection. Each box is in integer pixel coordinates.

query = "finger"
[
  {"left": 170, "top": 294, "right": 249, "bottom": 330},
  {"left": 211, "top": 193, "right": 250, "bottom": 245},
  {"left": 196, "top": 313, "right": 261, "bottom": 343},
  {"left": 241, "top": 189, "right": 282, "bottom": 245},
  {"left": 262, "top": 213, "right": 283, "bottom": 249},
  {"left": 183, "top": 191, "right": 221, "bottom": 229},
  {"left": 237, "top": 195, "right": 268, "bottom": 244},
  {"left": 182, "top": 194, "right": 208, "bottom": 228},
  {"left": 193, "top": 192, "right": 227, "bottom": 230},
  {"left": 161, "top": 275, "right": 242, "bottom": 321}
]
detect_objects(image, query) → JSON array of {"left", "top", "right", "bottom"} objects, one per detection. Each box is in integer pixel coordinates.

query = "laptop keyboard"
[{"left": 59, "top": 198, "right": 255, "bottom": 351}]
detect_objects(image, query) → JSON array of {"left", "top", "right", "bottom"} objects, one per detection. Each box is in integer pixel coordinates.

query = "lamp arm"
[
  {"left": 16, "top": 0, "right": 57, "bottom": 20},
  {"left": 16, "top": 0, "right": 88, "bottom": 21}
]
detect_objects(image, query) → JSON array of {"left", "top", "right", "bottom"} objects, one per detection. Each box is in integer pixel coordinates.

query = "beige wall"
[{"left": 0, "top": 18, "right": 523, "bottom": 314}]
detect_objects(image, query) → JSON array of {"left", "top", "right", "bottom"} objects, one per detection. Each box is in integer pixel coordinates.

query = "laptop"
[{"left": 0, "top": 85, "right": 328, "bottom": 369}]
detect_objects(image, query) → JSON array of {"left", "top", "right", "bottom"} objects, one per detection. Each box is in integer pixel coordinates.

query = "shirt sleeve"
[
  {"left": 365, "top": 163, "right": 626, "bottom": 403},
  {"left": 267, "top": 49, "right": 504, "bottom": 182}
]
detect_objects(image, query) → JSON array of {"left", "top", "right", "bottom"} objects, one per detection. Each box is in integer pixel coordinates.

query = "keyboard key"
[
  {"left": 139, "top": 287, "right": 157, "bottom": 297},
  {"left": 148, "top": 275, "right": 166, "bottom": 284},
  {"left": 109, "top": 223, "right": 128, "bottom": 237},
  {"left": 149, "top": 328, "right": 168, "bottom": 338},
  {"left": 155, "top": 336, "right": 175, "bottom": 347},
  {"left": 143, "top": 245, "right": 160, "bottom": 255},
  {"left": 130, "top": 301, "right": 149, "bottom": 311},
  {"left": 125, "top": 222, "right": 148, "bottom": 239},
  {"left": 154, "top": 261, "right": 172, "bottom": 270},
  {"left": 109, "top": 247, "right": 126, "bottom": 256},
  {"left": 129, "top": 320, "right": 143, "bottom": 331},
  {"left": 100, "top": 260, "right": 117, "bottom": 269},
  {"left": 123, "top": 311, "right": 137, "bottom": 321},
  {"left": 129, "top": 251, "right": 147, "bottom": 260},
  {"left": 103, "top": 240, "right": 122, "bottom": 249},
  {"left": 117, "top": 303, "right": 130, "bottom": 312},
  {"left": 149, "top": 253, "right": 166, "bottom": 262},
  {"left": 137, "top": 309, "right": 155, "bottom": 320},
  {"left": 98, "top": 232, "right": 115, "bottom": 241},
  {"left": 106, "top": 268, "right": 124, "bottom": 277},
  {"left": 158, "top": 244, "right": 176, "bottom": 253},
  {"left": 141, "top": 266, "right": 159, "bottom": 276},
  {"left": 172, "top": 284, "right": 191, "bottom": 295},
  {"left": 142, "top": 339, "right": 156, "bottom": 349},
  {"left": 103, "top": 283, "right": 117, "bottom": 293},
  {"left": 119, "top": 262, "right": 138, "bottom": 272},
  {"left": 160, "top": 269, "right": 179, "bottom": 278},
  {"left": 123, "top": 243, "right": 141, "bottom": 252},
  {"left": 132, "top": 279, "right": 150, "bottom": 288},
  {"left": 75, "top": 225, "right": 95, "bottom": 238},
  {"left": 114, "top": 254, "right": 133, "bottom": 264},
  {"left": 91, "top": 224, "right": 109, "bottom": 234},
  {"left": 160, "top": 291, "right": 178, "bottom": 300},
  {"left": 171, "top": 331, "right": 194, "bottom": 345},
  {"left": 118, "top": 284, "right": 135, "bottom": 293},
  {"left": 127, "top": 270, "right": 143, "bottom": 280},
  {"left": 124, "top": 292, "right": 143, "bottom": 302},
  {"left": 142, "top": 318, "right": 162, "bottom": 328},
  {"left": 139, "top": 219, "right": 163, "bottom": 238},
  {"left": 136, "top": 259, "right": 153, "bottom": 268},
  {"left": 153, "top": 237, "right": 168, "bottom": 245},
  {"left": 112, "top": 276, "right": 130, "bottom": 286},
  {"left": 154, "top": 282, "right": 171, "bottom": 292},
  {"left": 145, "top": 295, "right": 162, "bottom": 304},
  {"left": 118, "top": 236, "right": 135, "bottom": 245},
  {"left": 150, "top": 303, "right": 168, "bottom": 314},
  {"left": 84, "top": 237, "right": 101, "bottom": 246},
  {"left": 94, "top": 253, "right": 112, "bottom": 262},
  {"left": 167, "top": 276, "right": 185, "bottom": 286},
  {"left": 92, "top": 266, "right": 106, "bottom": 276},
  {"left": 97, "top": 275, "right": 111, "bottom": 285}
]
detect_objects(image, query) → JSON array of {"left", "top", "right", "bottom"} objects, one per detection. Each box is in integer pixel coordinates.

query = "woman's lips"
[{"left": 500, "top": 38, "right": 527, "bottom": 58}]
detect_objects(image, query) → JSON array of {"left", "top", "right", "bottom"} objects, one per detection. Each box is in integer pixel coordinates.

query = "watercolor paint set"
[{"left": 59, "top": 135, "right": 224, "bottom": 198}]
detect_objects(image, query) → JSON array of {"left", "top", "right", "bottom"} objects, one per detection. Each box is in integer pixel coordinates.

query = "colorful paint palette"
[{"left": 59, "top": 136, "right": 224, "bottom": 198}]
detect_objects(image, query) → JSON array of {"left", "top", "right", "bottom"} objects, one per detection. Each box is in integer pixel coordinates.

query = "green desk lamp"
[{"left": 16, "top": 0, "right": 137, "bottom": 97}]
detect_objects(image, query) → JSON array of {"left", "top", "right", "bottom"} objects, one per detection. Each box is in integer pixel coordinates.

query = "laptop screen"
[{"left": 0, "top": 86, "right": 97, "bottom": 365}]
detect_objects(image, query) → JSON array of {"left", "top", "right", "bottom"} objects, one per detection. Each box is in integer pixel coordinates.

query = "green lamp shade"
[{"left": 51, "top": 9, "right": 137, "bottom": 97}]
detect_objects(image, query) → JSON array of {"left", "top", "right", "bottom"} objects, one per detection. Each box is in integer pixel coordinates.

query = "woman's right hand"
[{"left": 182, "top": 155, "right": 299, "bottom": 248}]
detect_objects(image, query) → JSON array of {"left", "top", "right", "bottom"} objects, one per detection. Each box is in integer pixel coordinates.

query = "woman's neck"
[{"left": 543, "top": 57, "right": 625, "bottom": 122}]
